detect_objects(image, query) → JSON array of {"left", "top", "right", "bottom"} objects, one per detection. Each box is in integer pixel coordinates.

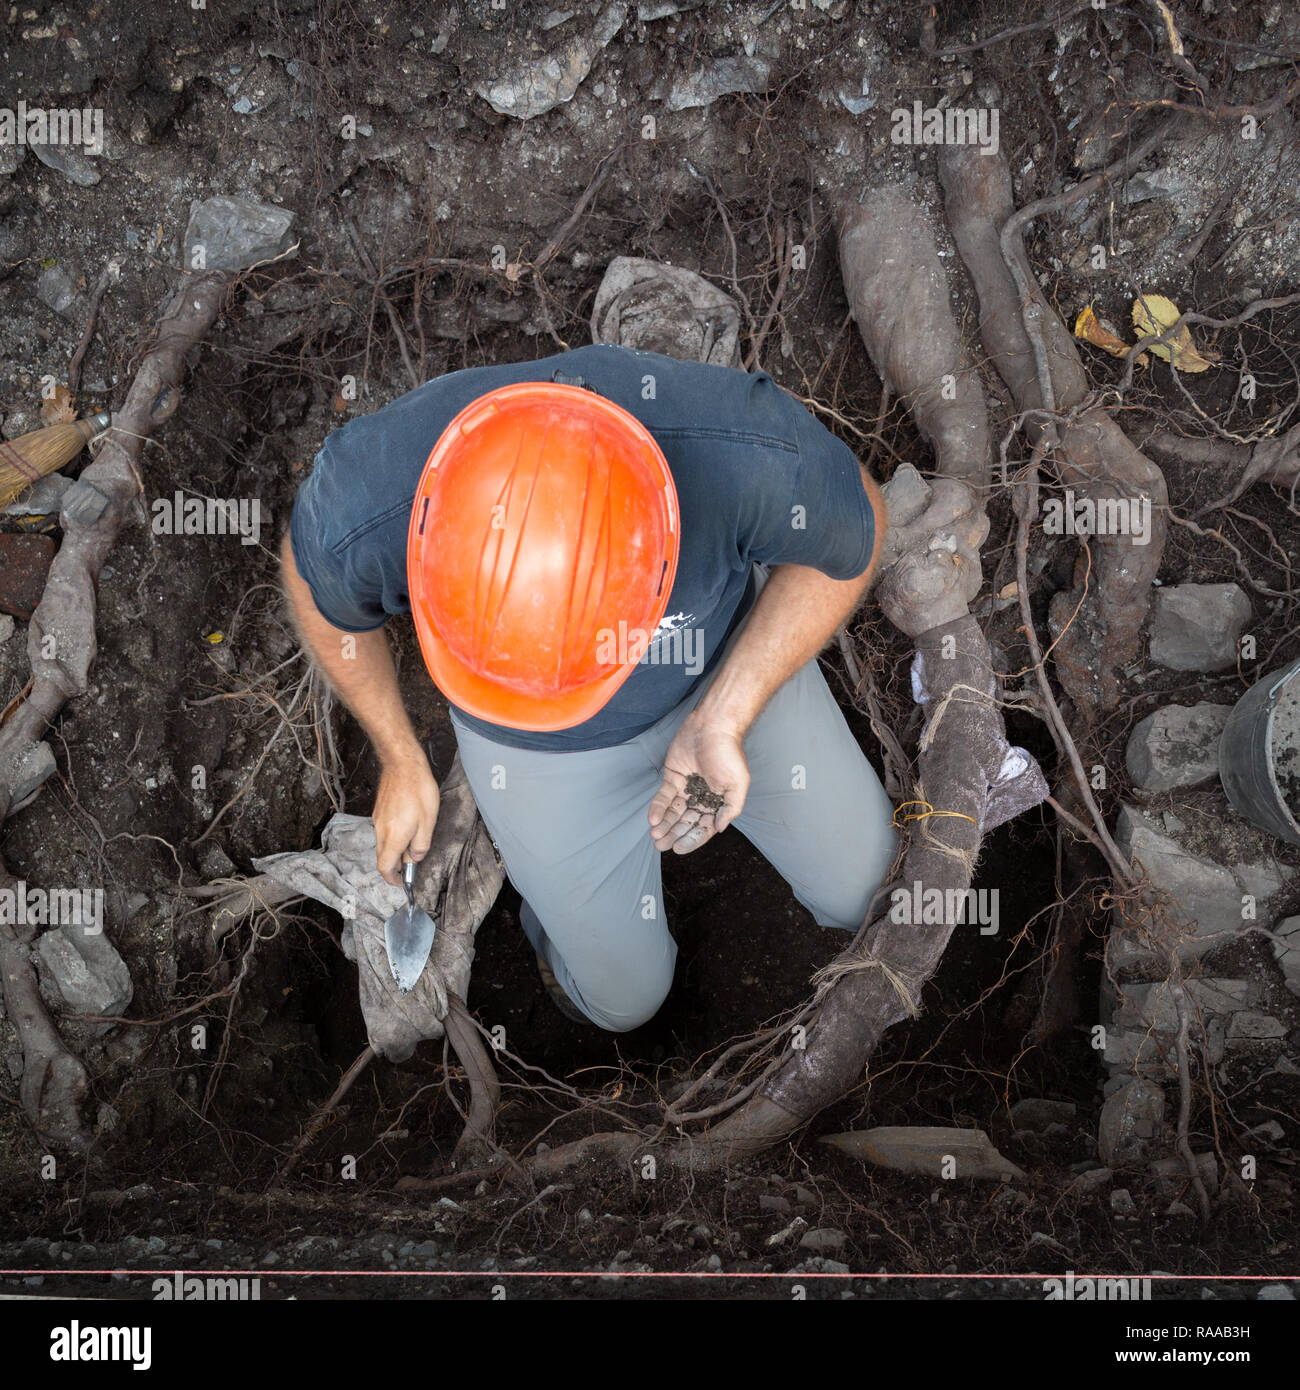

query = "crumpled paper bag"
[
  {"left": 591, "top": 255, "right": 742, "bottom": 367},
  {"left": 253, "top": 760, "right": 502, "bottom": 1061}
]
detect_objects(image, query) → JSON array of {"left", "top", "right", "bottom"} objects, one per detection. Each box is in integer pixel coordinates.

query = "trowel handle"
[{"left": 402, "top": 856, "right": 416, "bottom": 909}]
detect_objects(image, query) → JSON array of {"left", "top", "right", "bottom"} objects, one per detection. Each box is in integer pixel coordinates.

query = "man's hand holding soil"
[{"left": 649, "top": 469, "right": 887, "bottom": 856}]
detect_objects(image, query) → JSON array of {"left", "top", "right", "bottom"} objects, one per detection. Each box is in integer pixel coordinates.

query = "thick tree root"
[
  {"left": 0, "top": 860, "right": 91, "bottom": 1153},
  {"left": 0, "top": 274, "right": 229, "bottom": 1152},
  {"left": 937, "top": 146, "right": 1167, "bottom": 717}
]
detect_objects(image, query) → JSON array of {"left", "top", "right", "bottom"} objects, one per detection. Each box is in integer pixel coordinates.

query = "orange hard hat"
[{"left": 407, "top": 381, "right": 680, "bottom": 731}]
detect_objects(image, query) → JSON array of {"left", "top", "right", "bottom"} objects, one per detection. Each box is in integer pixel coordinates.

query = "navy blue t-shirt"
[{"left": 289, "top": 344, "right": 876, "bottom": 751}]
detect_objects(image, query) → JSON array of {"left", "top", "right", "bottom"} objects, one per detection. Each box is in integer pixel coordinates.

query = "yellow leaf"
[
  {"left": 39, "top": 382, "right": 77, "bottom": 425},
  {"left": 205, "top": 631, "right": 224, "bottom": 645},
  {"left": 1074, "top": 304, "right": 1148, "bottom": 367},
  {"left": 1131, "top": 293, "right": 1216, "bottom": 372}
]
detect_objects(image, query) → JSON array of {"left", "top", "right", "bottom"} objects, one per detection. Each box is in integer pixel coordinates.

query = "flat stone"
[
  {"left": 1125, "top": 703, "right": 1231, "bottom": 792},
  {"left": 1098, "top": 1078, "right": 1165, "bottom": 1167},
  {"left": 1272, "top": 915, "right": 1300, "bottom": 996},
  {"left": 60, "top": 478, "right": 112, "bottom": 527},
  {"left": 35, "top": 924, "right": 133, "bottom": 1022},
  {"left": 1148, "top": 583, "right": 1252, "bottom": 671},
  {"left": 4, "top": 472, "right": 72, "bottom": 517},
  {"left": 475, "top": 2, "right": 623, "bottom": 118},
  {"left": 183, "top": 195, "right": 297, "bottom": 272},
  {"left": 36, "top": 265, "right": 80, "bottom": 316},
  {"left": 1258, "top": 1284, "right": 1296, "bottom": 1300},
  {"left": 661, "top": 54, "right": 771, "bottom": 110},
  {"left": 1113, "top": 806, "right": 1284, "bottom": 960},
  {"left": 820, "top": 1126, "right": 1026, "bottom": 1181},
  {"left": 1110, "top": 1188, "right": 1136, "bottom": 1214},
  {"left": 0, "top": 740, "right": 57, "bottom": 808},
  {"left": 799, "top": 1227, "right": 847, "bottom": 1253},
  {"left": 1151, "top": 1152, "right": 1218, "bottom": 1197},
  {"left": 1010, "top": 1098, "right": 1078, "bottom": 1132},
  {"left": 30, "top": 142, "right": 100, "bottom": 187},
  {"left": 0, "top": 533, "right": 55, "bottom": 618},
  {"left": 1067, "top": 1167, "right": 1114, "bottom": 1194},
  {"left": 1226, "top": 1010, "right": 1287, "bottom": 1041},
  {"left": 1114, "top": 977, "right": 1257, "bottom": 1034}
]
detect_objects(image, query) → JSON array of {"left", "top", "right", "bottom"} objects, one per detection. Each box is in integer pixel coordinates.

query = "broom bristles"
[{"left": 0, "top": 413, "right": 109, "bottom": 510}]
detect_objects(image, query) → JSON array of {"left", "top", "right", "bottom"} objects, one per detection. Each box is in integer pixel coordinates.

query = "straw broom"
[{"left": 0, "top": 412, "right": 111, "bottom": 509}]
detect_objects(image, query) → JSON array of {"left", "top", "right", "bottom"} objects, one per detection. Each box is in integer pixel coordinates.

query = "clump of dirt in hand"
[{"left": 684, "top": 773, "right": 726, "bottom": 815}]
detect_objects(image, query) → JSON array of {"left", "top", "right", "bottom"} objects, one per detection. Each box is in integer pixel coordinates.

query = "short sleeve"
[
  {"left": 288, "top": 467, "right": 389, "bottom": 633},
  {"left": 746, "top": 400, "right": 876, "bottom": 579}
]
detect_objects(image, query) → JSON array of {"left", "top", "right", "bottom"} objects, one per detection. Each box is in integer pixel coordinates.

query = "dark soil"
[{"left": 683, "top": 772, "right": 727, "bottom": 815}]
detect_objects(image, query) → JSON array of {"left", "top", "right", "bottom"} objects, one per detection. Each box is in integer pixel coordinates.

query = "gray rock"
[
  {"left": 30, "top": 142, "right": 100, "bottom": 187},
  {"left": 662, "top": 55, "right": 771, "bottom": 112},
  {"left": 476, "top": 2, "right": 623, "bottom": 118},
  {"left": 637, "top": 0, "right": 702, "bottom": 18},
  {"left": 36, "top": 266, "right": 80, "bottom": 316},
  {"left": 1110, "top": 1188, "right": 1136, "bottom": 1214},
  {"left": 758, "top": 1193, "right": 791, "bottom": 1215},
  {"left": 0, "top": 614, "right": 13, "bottom": 644},
  {"left": 1067, "top": 1167, "right": 1114, "bottom": 1194},
  {"left": 1258, "top": 1284, "right": 1296, "bottom": 1300},
  {"left": 1226, "top": 1010, "right": 1287, "bottom": 1041},
  {"left": 1125, "top": 703, "right": 1231, "bottom": 792},
  {"left": 1272, "top": 915, "right": 1300, "bottom": 995},
  {"left": 1113, "top": 806, "right": 1284, "bottom": 960},
  {"left": 1099, "top": 1077, "right": 1165, "bottom": 1167},
  {"left": 35, "top": 923, "right": 133, "bottom": 1021},
  {"left": 183, "top": 196, "right": 297, "bottom": 272},
  {"left": 1010, "top": 1098, "right": 1078, "bottom": 1132},
  {"left": 199, "top": 844, "right": 237, "bottom": 880},
  {"left": 5, "top": 472, "right": 72, "bottom": 517},
  {"left": 1107, "top": 978, "right": 1256, "bottom": 1070},
  {"left": 61, "top": 478, "right": 113, "bottom": 527},
  {"left": 1148, "top": 583, "right": 1251, "bottom": 671},
  {"left": 0, "top": 142, "right": 25, "bottom": 177},
  {"left": 1151, "top": 1152, "right": 1218, "bottom": 1197},
  {"left": 1, "top": 740, "right": 57, "bottom": 809},
  {"left": 799, "top": 1227, "right": 847, "bottom": 1253},
  {"left": 1115, "top": 977, "right": 1256, "bottom": 1033}
]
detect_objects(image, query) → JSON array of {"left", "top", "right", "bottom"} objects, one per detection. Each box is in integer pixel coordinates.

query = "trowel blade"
[{"left": 383, "top": 904, "right": 437, "bottom": 993}]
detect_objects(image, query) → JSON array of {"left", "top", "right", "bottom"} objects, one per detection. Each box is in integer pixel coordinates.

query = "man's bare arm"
[
  {"left": 280, "top": 532, "right": 438, "bottom": 883},
  {"left": 648, "top": 467, "right": 887, "bottom": 852}
]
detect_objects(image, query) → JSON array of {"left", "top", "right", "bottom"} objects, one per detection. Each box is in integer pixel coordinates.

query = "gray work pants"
[{"left": 449, "top": 573, "right": 898, "bottom": 1031}]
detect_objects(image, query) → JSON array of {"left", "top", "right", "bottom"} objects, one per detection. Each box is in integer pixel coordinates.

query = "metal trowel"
[{"left": 383, "top": 857, "right": 437, "bottom": 993}]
